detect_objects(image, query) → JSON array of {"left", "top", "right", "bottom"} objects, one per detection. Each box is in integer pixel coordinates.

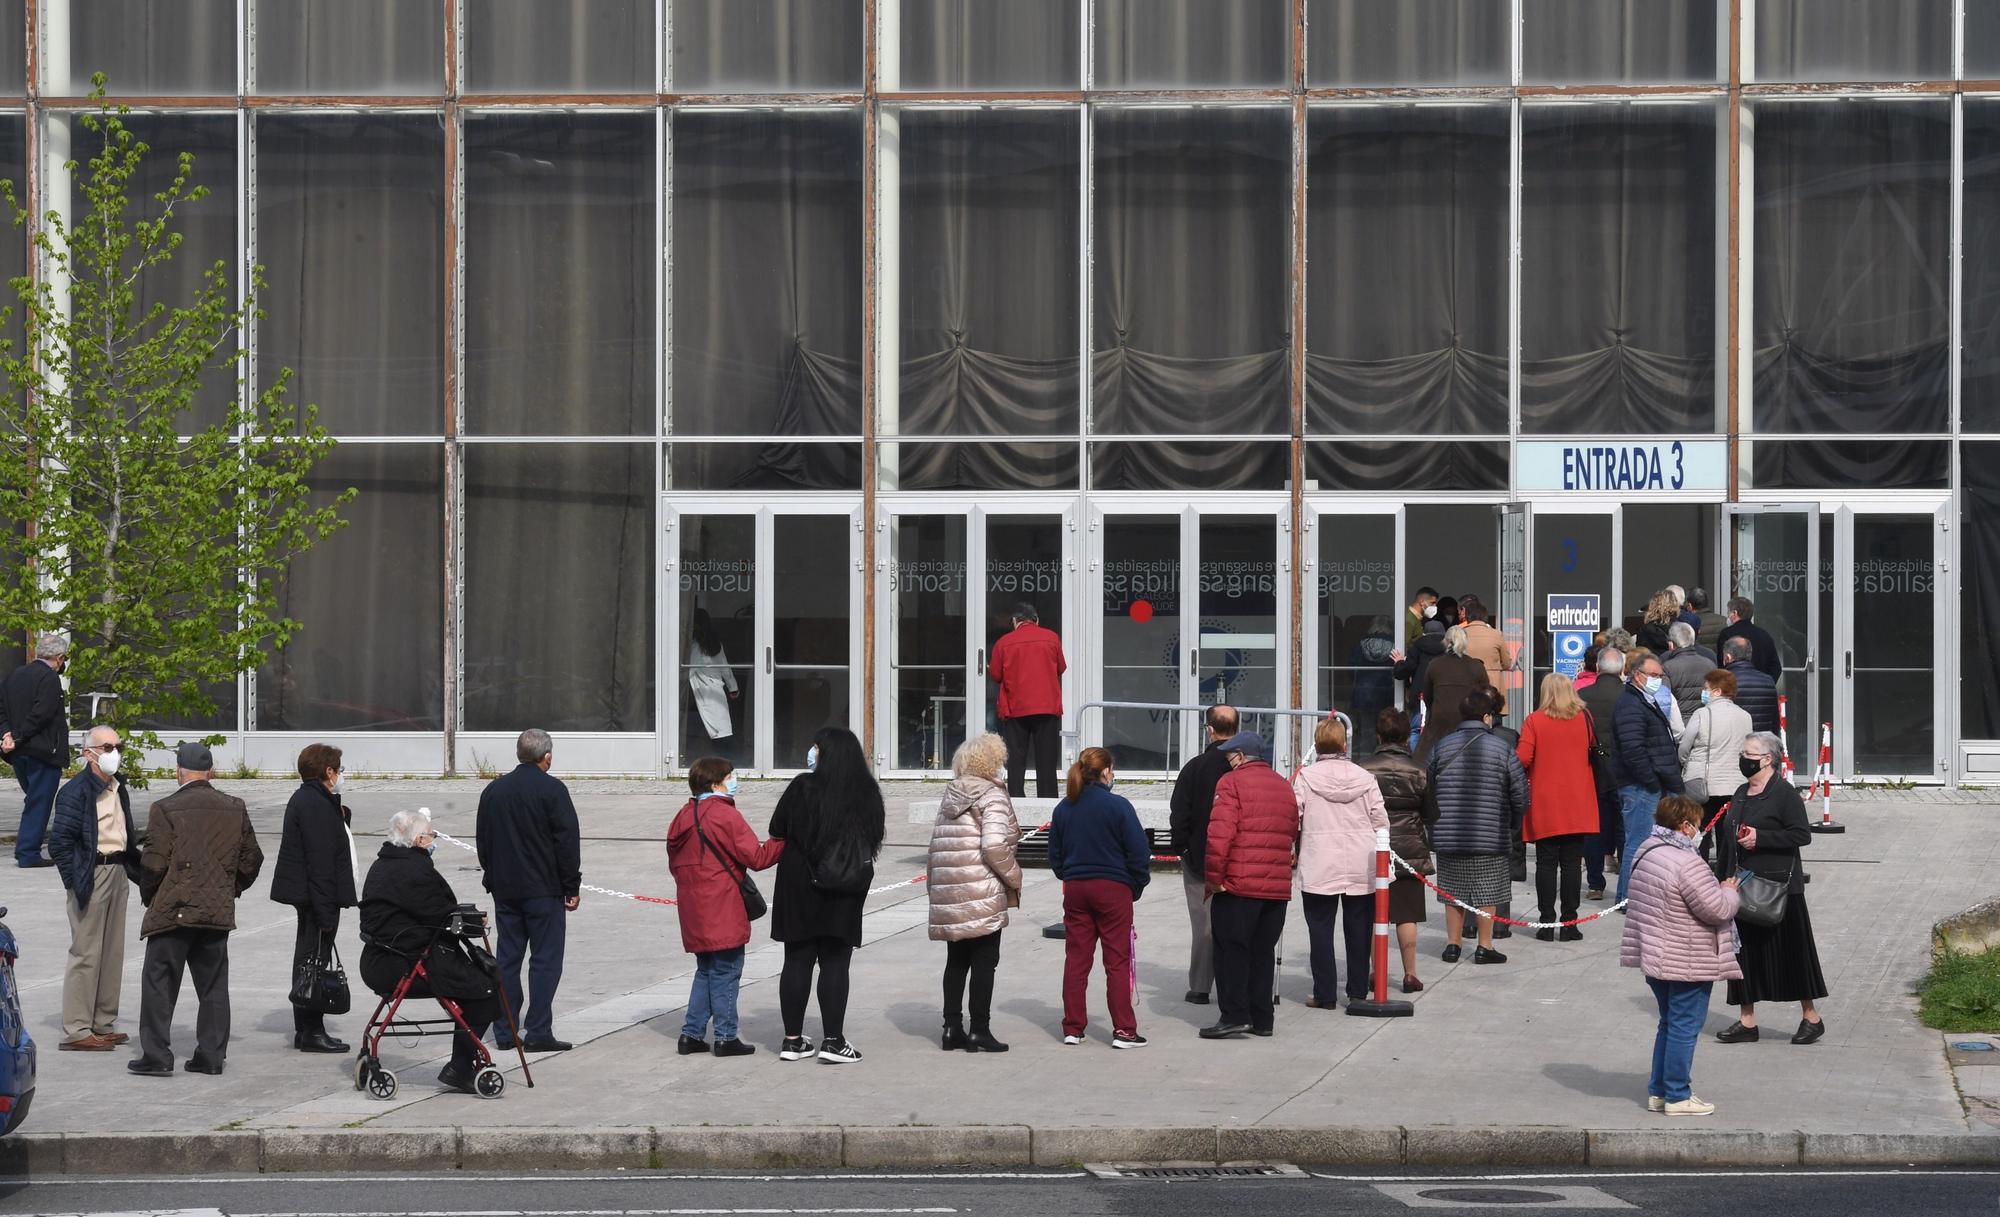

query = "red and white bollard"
[
  {"left": 1778, "top": 695, "right": 1796, "bottom": 783},
  {"left": 1347, "top": 827, "right": 1415, "bottom": 1019},
  {"left": 1809, "top": 721, "right": 1844, "bottom": 834}
]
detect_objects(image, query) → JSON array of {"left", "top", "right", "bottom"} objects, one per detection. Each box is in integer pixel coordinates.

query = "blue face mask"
[
  {"left": 806, "top": 746, "right": 818, "bottom": 772},
  {"left": 425, "top": 841, "right": 437, "bottom": 857},
  {"left": 725, "top": 773, "right": 740, "bottom": 798},
  {"left": 1700, "top": 687, "right": 1713, "bottom": 706}
]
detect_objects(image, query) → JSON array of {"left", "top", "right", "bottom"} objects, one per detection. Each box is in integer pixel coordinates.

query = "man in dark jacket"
[
  {"left": 0, "top": 633, "right": 70, "bottom": 866},
  {"left": 1201, "top": 733, "right": 1298, "bottom": 1040},
  {"left": 1611, "top": 654, "right": 1683, "bottom": 905},
  {"left": 49, "top": 725, "right": 137, "bottom": 1051},
  {"left": 129, "top": 743, "right": 264, "bottom": 1077},
  {"left": 475, "top": 728, "right": 581, "bottom": 1053},
  {"left": 987, "top": 604, "right": 1067, "bottom": 799},
  {"left": 1722, "top": 637, "right": 1780, "bottom": 735},
  {"left": 1168, "top": 704, "right": 1237, "bottom": 1006},
  {"left": 1577, "top": 648, "right": 1626, "bottom": 898},
  {"left": 1717, "top": 597, "right": 1783, "bottom": 681}
]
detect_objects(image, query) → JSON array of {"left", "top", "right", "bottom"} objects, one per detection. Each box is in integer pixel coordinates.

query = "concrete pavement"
[{"left": 0, "top": 776, "right": 1996, "bottom": 1169}]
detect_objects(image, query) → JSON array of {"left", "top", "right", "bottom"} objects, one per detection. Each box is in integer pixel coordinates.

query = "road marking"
[
  {"left": 12, "top": 1174, "right": 1081, "bottom": 1188},
  {"left": 232, "top": 1210, "right": 957, "bottom": 1216},
  {"left": 1315, "top": 1169, "right": 2000, "bottom": 1182},
  {"left": 1374, "top": 1183, "right": 1633, "bottom": 1209}
]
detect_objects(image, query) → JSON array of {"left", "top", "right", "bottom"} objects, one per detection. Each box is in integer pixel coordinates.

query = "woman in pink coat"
[
  {"left": 1294, "top": 717, "right": 1390, "bottom": 1009},
  {"left": 1620, "top": 794, "right": 1742, "bottom": 1117}
]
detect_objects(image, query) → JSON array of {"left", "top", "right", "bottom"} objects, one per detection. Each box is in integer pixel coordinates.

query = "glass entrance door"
[
  {"left": 1727, "top": 504, "right": 1821, "bottom": 768},
  {"left": 1496, "top": 503, "right": 1530, "bottom": 730},
  {"left": 1306, "top": 506, "right": 1400, "bottom": 757},
  {"left": 1836, "top": 506, "right": 1947, "bottom": 780},
  {"left": 666, "top": 502, "right": 861, "bottom": 774}
]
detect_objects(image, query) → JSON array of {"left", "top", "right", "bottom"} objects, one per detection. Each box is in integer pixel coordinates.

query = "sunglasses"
[{"left": 91, "top": 742, "right": 122, "bottom": 753}]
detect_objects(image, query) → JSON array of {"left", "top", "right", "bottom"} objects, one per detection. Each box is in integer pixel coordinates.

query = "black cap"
[{"left": 175, "top": 741, "right": 214, "bottom": 771}]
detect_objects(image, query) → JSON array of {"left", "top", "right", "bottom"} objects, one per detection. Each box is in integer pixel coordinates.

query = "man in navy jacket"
[
  {"left": 1611, "top": 652, "right": 1684, "bottom": 904},
  {"left": 476, "top": 728, "right": 581, "bottom": 1052},
  {"left": 0, "top": 634, "right": 70, "bottom": 866}
]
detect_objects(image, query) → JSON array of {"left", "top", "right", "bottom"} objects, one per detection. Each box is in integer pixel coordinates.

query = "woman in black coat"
[
  {"left": 270, "top": 743, "right": 359, "bottom": 1053},
  {"left": 359, "top": 809, "right": 502, "bottom": 1094},
  {"left": 768, "top": 726, "right": 885, "bottom": 1065},
  {"left": 1710, "top": 730, "right": 1828, "bottom": 1047}
]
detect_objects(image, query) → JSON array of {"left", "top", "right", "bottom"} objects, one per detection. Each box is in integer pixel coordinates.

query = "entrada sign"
[{"left": 1518, "top": 439, "right": 1726, "bottom": 494}]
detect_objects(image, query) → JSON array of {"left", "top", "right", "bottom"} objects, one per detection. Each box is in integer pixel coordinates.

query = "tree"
[{"left": 0, "top": 83, "right": 349, "bottom": 753}]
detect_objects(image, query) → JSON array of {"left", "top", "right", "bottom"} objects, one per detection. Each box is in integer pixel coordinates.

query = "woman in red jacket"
[
  {"left": 1517, "top": 673, "right": 1599, "bottom": 942},
  {"left": 666, "top": 757, "right": 784, "bottom": 1057}
]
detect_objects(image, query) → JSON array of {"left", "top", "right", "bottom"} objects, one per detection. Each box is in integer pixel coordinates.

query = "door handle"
[
  {"left": 977, "top": 647, "right": 985, "bottom": 675},
  {"left": 765, "top": 647, "right": 773, "bottom": 676},
  {"left": 1845, "top": 651, "right": 1852, "bottom": 679},
  {"left": 1188, "top": 647, "right": 1198, "bottom": 678}
]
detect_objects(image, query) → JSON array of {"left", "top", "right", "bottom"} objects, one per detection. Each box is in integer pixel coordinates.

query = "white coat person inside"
[{"left": 686, "top": 608, "right": 741, "bottom": 753}]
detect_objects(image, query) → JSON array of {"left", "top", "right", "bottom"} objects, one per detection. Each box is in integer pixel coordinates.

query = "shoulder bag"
[
  {"left": 289, "top": 940, "right": 352, "bottom": 1015},
  {"left": 807, "top": 833, "right": 876, "bottom": 898},
  {"left": 1580, "top": 709, "right": 1618, "bottom": 798},
  {"left": 1728, "top": 805, "right": 1792, "bottom": 927},
  {"left": 692, "top": 801, "right": 767, "bottom": 922}
]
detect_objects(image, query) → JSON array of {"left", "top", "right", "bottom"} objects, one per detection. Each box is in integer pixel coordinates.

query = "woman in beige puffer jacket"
[{"left": 928, "top": 732, "right": 1023, "bottom": 1053}]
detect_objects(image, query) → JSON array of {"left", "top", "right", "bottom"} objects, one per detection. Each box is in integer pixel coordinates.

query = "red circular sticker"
[{"left": 1129, "top": 599, "right": 1154, "bottom": 624}]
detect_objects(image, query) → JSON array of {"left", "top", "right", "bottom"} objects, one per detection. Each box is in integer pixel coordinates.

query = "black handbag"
[
  {"left": 289, "top": 940, "right": 352, "bottom": 1015},
  {"left": 692, "top": 802, "right": 767, "bottom": 921},
  {"left": 1727, "top": 805, "right": 1793, "bottom": 928},
  {"left": 808, "top": 835, "right": 876, "bottom": 897},
  {"left": 1581, "top": 709, "right": 1618, "bottom": 798}
]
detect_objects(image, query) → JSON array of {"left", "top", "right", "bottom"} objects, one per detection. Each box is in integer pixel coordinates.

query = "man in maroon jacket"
[
  {"left": 1201, "top": 732, "right": 1300, "bottom": 1040},
  {"left": 987, "top": 604, "right": 1066, "bottom": 798}
]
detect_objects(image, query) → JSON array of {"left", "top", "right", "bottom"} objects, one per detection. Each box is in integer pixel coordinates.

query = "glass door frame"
[
  {"left": 1828, "top": 498, "right": 1950, "bottom": 783},
  {"left": 1722, "top": 500, "right": 1822, "bottom": 776},
  {"left": 1302, "top": 499, "right": 1403, "bottom": 761},
  {"left": 873, "top": 495, "right": 1079, "bottom": 778},
  {"left": 660, "top": 495, "right": 864, "bottom": 777},
  {"left": 1085, "top": 494, "right": 1294, "bottom": 776},
  {"left": 1521, "top": 499, "right": 1621, "bottom": 713}
]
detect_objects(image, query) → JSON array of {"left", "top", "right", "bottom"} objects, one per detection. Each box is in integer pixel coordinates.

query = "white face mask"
[
  {"left": 806, "top": 746, "right": 818, "bottom": 772},
  {"left": 96, "top": 747, "right": 121, "bottom": 777},
  {"left": 1422, "top": 604, "right": 1437, "bottom": 619},
  {"left": 331, "top": 769, "right": 344, "bottom": 792}
]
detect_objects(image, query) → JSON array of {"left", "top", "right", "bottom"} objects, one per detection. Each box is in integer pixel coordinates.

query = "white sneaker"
[
  {"left": 1665, "top": 1095, "right": 1715, "bottom": 1116},
  {"left": 1062, "top": 1034, "right": 1083, "bottom": 1046},
  {"left": 817, "top": 1036, "right": 863, "bottom": 1064},
  {"left": 1647, "top": 1096, "right": 1665, "bottom": 1113}
]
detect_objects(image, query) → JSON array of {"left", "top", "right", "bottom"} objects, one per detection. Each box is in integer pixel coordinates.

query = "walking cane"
[{"left": 484, "top": 926, "right": 536, "bottom": 1087}]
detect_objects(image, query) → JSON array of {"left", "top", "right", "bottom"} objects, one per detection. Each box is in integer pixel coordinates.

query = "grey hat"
[
  {"left": 175, "top": 740, "right": 214, "bottom": 772},
  {"left": 1218, "top": 731, "right": 1268, "bottom": 761}
]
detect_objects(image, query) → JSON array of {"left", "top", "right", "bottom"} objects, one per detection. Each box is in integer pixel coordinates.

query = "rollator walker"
[{"left": 353, "top": 904, "right": 534, "bottom": 1100}]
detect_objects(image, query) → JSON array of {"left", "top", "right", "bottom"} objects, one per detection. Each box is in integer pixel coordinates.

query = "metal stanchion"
[{"left": 1347, "top": 827, "right": 1414, "bottom": 1019}]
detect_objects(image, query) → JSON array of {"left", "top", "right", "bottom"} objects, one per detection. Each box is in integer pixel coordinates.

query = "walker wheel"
[
  {"left": 367, "top": 1067, "right": 399, "bottom": 1100},
  {"left": 473, "top": 1066, "right": 505, "bottom": 1099},
  {"left": 353, "top": 1054, "right": 372, "bottom": 1092}
]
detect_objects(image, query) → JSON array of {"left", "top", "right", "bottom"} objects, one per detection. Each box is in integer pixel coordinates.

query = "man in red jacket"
[
  {"left": 987, "top": 603, "right": 1066, "bottom": 799},
  {"left": 1201, "top": 732, "right": 1299, "bottom": 1040}
]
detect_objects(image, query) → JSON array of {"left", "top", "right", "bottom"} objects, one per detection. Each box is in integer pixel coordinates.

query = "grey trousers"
[
  {"left": 62, "top": 865, "right": 128, "bottom": 1041},
  {"left": 1182, "top": 865, "right": 1213, "bottom": 997},
  {"left": 137, "top": 927, "right": 231, "bottom": 1069}
]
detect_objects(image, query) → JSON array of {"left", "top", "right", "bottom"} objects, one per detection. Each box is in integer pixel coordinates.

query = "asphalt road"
[{"left": 1, "top": 1168, "right": 1997, "bottom": 1216}]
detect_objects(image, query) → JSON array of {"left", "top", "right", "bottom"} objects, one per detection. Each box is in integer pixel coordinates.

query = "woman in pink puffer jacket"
[
  {"left": 927, "top": 733, "right": 1023, "bottom": 1054},
  {"left": 1621, "top": 794, "right": 1742, "bottom": 1118},
  {"left": 1294, "top": 716, "right": 1390, "bottom": 1009}
]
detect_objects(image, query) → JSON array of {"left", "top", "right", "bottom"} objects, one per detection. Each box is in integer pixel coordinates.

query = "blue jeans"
[
  {"left": 11, "top": 753, "right": 59, "bottom": 865},
  {"left": 682, "top": 947, "right": 746, "bottom": 1041},
  {"left": 495, "top": 896, "right": 567, "bottom": 1044},
  {"left": 1646, "top": 977, "right": 1714, "bottom": 1103},
  {"left": 1615, "top": 786, "right": 1660, "bottom": 903}
]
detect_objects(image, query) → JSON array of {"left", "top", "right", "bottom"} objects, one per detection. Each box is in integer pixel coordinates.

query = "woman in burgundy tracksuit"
[{"left": 1047, "top": 747, "right": 1152, "bottom": 1049}]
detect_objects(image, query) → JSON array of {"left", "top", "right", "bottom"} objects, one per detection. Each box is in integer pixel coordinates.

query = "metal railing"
[{"left": 1064, "top": 700, "right": 1354, "bottom": 775}]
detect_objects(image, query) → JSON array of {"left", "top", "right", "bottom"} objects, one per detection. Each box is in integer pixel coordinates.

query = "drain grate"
[{"left": 1087, "top": 1163, "right": 1308, "bottom": 1180}]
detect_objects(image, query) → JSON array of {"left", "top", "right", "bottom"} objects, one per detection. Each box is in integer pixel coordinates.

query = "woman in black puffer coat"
[{"left": 270, "top": 743, "right": 358, "bottom": 1053}]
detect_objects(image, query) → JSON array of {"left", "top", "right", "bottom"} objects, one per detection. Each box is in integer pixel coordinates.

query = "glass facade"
[{"left": 0, "top": 3, "right": 1988, "bottom": 779}]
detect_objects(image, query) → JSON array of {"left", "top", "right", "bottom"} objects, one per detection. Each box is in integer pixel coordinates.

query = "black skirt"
[
  {"left": 1388, "top": 875, "right": 1427, "bottom": 925},
  {"left": 1727, "top": 889, "right": 1828, "bottom": 1006}
]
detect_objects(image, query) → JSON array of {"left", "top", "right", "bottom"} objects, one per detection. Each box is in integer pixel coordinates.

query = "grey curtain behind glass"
[
  {"left": 464, "top": 0, "right": 654, "bottom": 92},
  {"left": 672, "top": 109, "right": 862, "bottom": 489},
  {"left": 1750, "top": 441, "right": 1949, "bottom": 491},
  {"left": 256, "top": 0, "right": 443, "bottom": 92},
  {"left": 895, "top": 442, "right": 1078, "bottom": 491},
  {"left": 1309, "top": 0, "right": 1509, "bottom": 86},
  {"left": 1522, "top": 103, "right": 1717, "bottom": 435},
  {"left": 465, "top": 115, "right": 652, "bottom": 435},
  {"left": 1306, "top": 104, "right": 1508, "bottom": 436},
  {"left": 1307, "top": 441, "right": 1509, "bottom": 492},
  {"left": 671, "top": 0, "right": 863, "bottom": 90},
  {"left": 1096, "top": 0, "right": 1288, "bottom": 86},
  {"left": 1092, "top": 441, "right": 1289, "bottom": 491},
  {"left": 464, "top": 446, "right": 654, "bottom": 732},
  {"left": 1093, "top": 107, "right": 1289, "bottom": 436},
  {"left": 1961, "top": 103, "right": 2000, "bottom": 431},
  {"left": 1966, "top": 446, "right": 2000, "bottom": 740},
  {"left": 67, "top": 0, "right": 235, "bottom": 93},
  {"left": 899, "top": 0, "right": 1078, "bottom": 89},
  {"left": 1754, "top": 0, "right": 1951, "bottom": 81},
  {"left": 1522, "top": 0, "right": 1717, "bottom": 83},
  {"left": 1753, "top": 101, "right": 1949, "bottom": 435}
]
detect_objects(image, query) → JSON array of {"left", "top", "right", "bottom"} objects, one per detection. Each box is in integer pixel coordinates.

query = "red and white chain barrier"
[{"left": 1809, "top": 721, "right": 1844, "bottom": 834}]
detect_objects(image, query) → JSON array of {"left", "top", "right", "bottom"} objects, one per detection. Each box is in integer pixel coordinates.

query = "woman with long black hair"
[{"left": 768, "top": 726, "right": 885, "bottom": 1063}]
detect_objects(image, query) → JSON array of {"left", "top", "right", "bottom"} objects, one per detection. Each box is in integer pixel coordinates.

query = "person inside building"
[
  {"left": 1636, "top": 590, "right": 1680, "bottom": 656},
  {"left": 1392, "top": 595, "right": 1457, "bottom": 725},
  {"left": 1671, "top": 584, "right": 1702, "bottom": 633},
  {"left": 1048, "top": 746, "right": 1150, "bottom": 1050},
  {"left": 1612, "top": 652, "right": 1684, "bottom": 904},
  {"left": 685, "top": 608, "right": 742, "bottom": 763},
  {"left": 927, "top": 733, "right": 1023, "bottom": 1054},
  {"left": 1202, "top": 732, "right": 1299, "bottom": 1039},
  {"left": 1427, "top": 692, "right": 1528, "bottom": 965},
  {"left": 1687, "top": 588, "right": 1727, "bottom": 653},
  {"left": 1711, "top": 732, "right": 1827, "bottom": 1048},
  {"left": 1721, "top": 637, "right": 1780, "bottom": 736},
  {"left": 1358, "top": 707, "right": 1435, "bottom": 993},
  {"left": 1718, "top": 598, "right": 1783, "bottom": 681},
  {"left": 1517, "top": 673, "right": 1597, "bottom": 942},
  {"left": 1406, "top": 586, "right": 1440, "bottom": 648},
  {"left": 1415, "top": 625, "right": 1491, "bottom": 763},
  {"left": 1, "top": 633, "right": 70, "bottom": 868},
  {"left": 1167, "top": 704, "right": 1239, "bottom": 1006},
  {"left": 1456, "top": 595, "right": 1515, "bottom": 714},
  {"left": 1663, "top": 623, "right": 1718, "bottom": 721},
  {"left": 987, "top": 603, "right": 1067, "bottom": 800}
]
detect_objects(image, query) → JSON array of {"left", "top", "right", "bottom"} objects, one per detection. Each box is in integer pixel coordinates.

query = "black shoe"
[
  {"left": 1715, "top": 1021, "right": 1760, "bottom": 1044},
  {"left": 1792, "top": 1017, "right": 1826, "bottom": 1045},
  {"left": 1249, "top": 1026, "right": 1274, "bottom": 1038},
  {"left": 522, "top": 1038, "right": 572, "bottom": 1053},
  {"left": 436, "top": 1064, "right": 476, "bottom": 1093},
  {"left": 1559, "top": 926, "right": 1584, "bottom": 943},
  {"left": 184, "top": 1058, "right": 223, "bottom": 1075},
  {"left": 677, "top": 1035, "right": 711, "bottom": 1056},
  {"left": 941, "top": 1020, "right": 972, "bottom": 1052},
  {"left": 297, "top": 1031, "right": 348, "bottom": 1054},
  {"left": 15, "top": 857, "right": 53, "bottom": 869},
  {"left": 1441, "top": 944, "right": 1462, "bottom": 964},
  {"left": 1535, "top": 928, "right": 1556, "bottom": 942},
  {"left": 967, "top": 1027, "right": 1010, "bottom": 1053},
  {"left": 1472, "top": 946, "right": 1507, "bottom": 965},
  {"left": 1184, "top": 990, "right": 1211, "bottom": 1005},
  {"left": 713, "top": 1038, "right": 756, "bottom": 1057},
  {"left": 1492, "top": 927, "right": 1513, "bottom": 940},
  {"left": 817, "top": 1036, "right": 863, "bottom": 1064},
  {"left": 126, "top": 1058, "right": 173, "bottom": 1077},
  {"left": 1198, "top": 1022, "right": 1251, "bottom": 1040}
]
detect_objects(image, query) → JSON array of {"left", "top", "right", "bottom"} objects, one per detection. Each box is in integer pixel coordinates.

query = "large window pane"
[
  {"left": 894, "top": 108, "right": 1077, "bottom": 437},
  {"left": 258, "top": 115, "right": 445, "bottom": 435},
  {"left": 0, "top": 5, "right": 24, "bottom": 94},
  {"left": 1753, "top": 0, "right": 1951, "bottom": 83},
  {"left": 54, "top": 0, "right": 234, "bottom": 95},
  {"left": 1749, "top": 441, "right": 1949, "bottom": 491},
  {"left": 1752, "top": 100, "right": 1949, "bottom": 434},
  {"left": 1093, "top": 107, "right": 1289, "bottom": 434},
  {"left": 1972, "top": 6, "right": 2000, "bottom": 80},
  {"left": 260, "top": 446, "right": 443, "bottom": 731},
  {"left": 1963, "top": 101, "right": 2000, "bottom": 432},
  {"left": 465, "top": 0, "right": 655, "bottom": 93},
  {"left": 1095, "top": 0, "right": 1288, "bottom": 88},
  {"left": 1307, "top": 442, "right": 1509, "bottom": 492},
  {"left": 670, "top": 443, "right": 861, "bottom": 490},
  {"left": 677, "top": 513, "right": 754, "bottom": 768},
  {"left": 1307, "top": 104, "right": 1507, "bottom": 436},
  {"left": 466, "top": 114, "right": 653, "bottom": 435},
  {"left": 1965, "top": 445, "right": 2000, "bottom": 741},
  {"left": 891, "top": 442, "right": 1080, "bottom": 491},
  {"left": 255, "top": 0, "right": 443, "bottom": 94},
  {"left": 1523, "top": 1, "right": 1718, "bottom": 84},
  {"left": 58, "top": 114, "right": 237, "bottom": 431},
  {"left": 774, "top": 515, "right": 853, "bottom": 762},
  {"left": 671, "top": 109, "right": 862, "bottom": 437},
  {"left": 897, "top": 0, "right": 1078, "bottom": 90},
  {"left": 1309, "top": 1, "right": 1508, "bottom": 87},
  {"left": 1091, "top": 441, "right": 1289, "bottom": 491},
  {"left": 1522, "top": 102, "right": 1718, "bottom": 435},
  {"left": 464, "top": 446, "right": 654, "bottom": 731},
  {"left": 671, "top": 0, "right": 862, "bottom": 92}
]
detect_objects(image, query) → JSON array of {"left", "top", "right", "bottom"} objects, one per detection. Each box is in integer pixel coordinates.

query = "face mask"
[
  {"left": 805, "top": 746, "right": 818, "bottom": 772},
  {"left": 425, "top": 840, "right": 438, "bottom": 857},
  {"left": 1739, "top": 755, "right": 1765, "bottom": 779},
  {"left": 331, "top": 770, "right": 344, "bottom": 792},
  {"left": 1700, "top": 688, "right": 1713, "bottom": 706},
  {"left": 96, "top": 747, "right": 122, "bottom": 777},
  {"left": 1104, "top": 776, "right": 1115, "bottom": 790},
  {"left": 1422, "top": 604, "right": 1437, "bottom": 619},
  {"left": 725, "top": 773, "right": 740, "bottom": 798}
]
